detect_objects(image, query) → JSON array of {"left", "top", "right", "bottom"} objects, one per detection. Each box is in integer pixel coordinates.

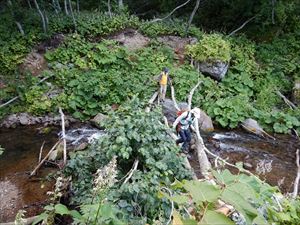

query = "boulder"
[
  {"left": 292, "top": 80, "right": 300, "bottom": 105},
  {"left": 241, "top": 118, "right": 274, "bottom": 139},
  {"left": 90, "top": 113, "right": 108, "bottom": 128},
  {"left": 198, "top": 110, "right": 214, "bottom": 132},
  {"left": 110, "top": 29, "right": 150, "bottom": 51},
  {"left": 198, "top": 60, "right": 229, "bottom": 80},
  {"left": 162, "top": 99, "right": 214, "bottom": 132}
]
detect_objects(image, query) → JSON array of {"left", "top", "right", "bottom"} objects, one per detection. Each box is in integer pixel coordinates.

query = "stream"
[{"left": 0, "top": 125, "right": 299, "bottom": 222}]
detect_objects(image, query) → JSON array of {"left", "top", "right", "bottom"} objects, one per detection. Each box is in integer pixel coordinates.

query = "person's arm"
[{"left": 173, "top": 111, "right": 189, "bottom": 130}]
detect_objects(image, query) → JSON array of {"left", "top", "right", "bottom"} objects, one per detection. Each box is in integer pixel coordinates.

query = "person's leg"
[
  {"left": 176, "top": 130, "right": 186, "bottom": 145},
  {"left": 160, "top": 85, "right": 164, "bottom": 100},
  {"left": 162, "top": 84, "right": 167, "bottom": 101},
  {"left": 183, "top": 129, "right": 192, "bottom": 152}
]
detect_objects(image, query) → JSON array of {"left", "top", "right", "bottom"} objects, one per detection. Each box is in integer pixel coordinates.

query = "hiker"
[
  {"left": 157, "top": 67, "right": 172, "bottom": 102},
  {"left": 173, "top": 107, "right": 201, "bottom": 153}
]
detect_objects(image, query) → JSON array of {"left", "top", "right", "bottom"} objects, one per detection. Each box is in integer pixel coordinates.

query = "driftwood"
[
  {"left": 30, "top": 140, "right": 61, "bottom": 177},
  {"left": 0, "top": 216, "right": 38, "bottom": 225},
  {"left": 59, "top": 107, "right": 67, "bottom": 166}
]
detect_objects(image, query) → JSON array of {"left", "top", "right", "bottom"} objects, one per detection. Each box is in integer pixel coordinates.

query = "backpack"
[{"left": 175, "top": 110, "right": 189, "bottom": 133}]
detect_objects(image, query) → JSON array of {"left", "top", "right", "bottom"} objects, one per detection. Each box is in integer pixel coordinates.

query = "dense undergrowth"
[
  {"left": 1, "top": 11, "right": 300, "bottom": 133},
  {"left": 1, "top": 5, "right": 300, "bottom": 225}
]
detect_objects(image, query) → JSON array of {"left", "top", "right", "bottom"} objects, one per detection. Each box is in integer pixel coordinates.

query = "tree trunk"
[
  {"left": 118, "top": 0, "right": 123, "bottom": 9},
  {"left": 56, "top": 0, "right": 62, "bottom": 11},
  {"left": 185, "top": 0, "right": 200, "bottom": 36},
  {"left": 107, "top": 0, "right": 112, "bottom": 18},
  {"left": 68, "top": 0, "right": 76, "bottom": 30},
  {"left": 26, "top": 0, "right": 32, "bottom": 9},
  {"left": 64, "top": 0, "right": 69, "bottom": 15},
  {"left": 33, "top": 0, "right": 47, "bottom": 33},
  {"left": 76, "top": 0, "right": 79, "bottom": 12},
  {"left": 15, "top": 21, "right": 25, "bottom": 35}
]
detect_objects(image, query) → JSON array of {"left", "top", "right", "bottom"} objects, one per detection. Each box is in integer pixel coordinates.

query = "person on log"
[
  {"left": 173, "top": 107, "right": 201, "bottom": 154},
  {"left": 157, "top": 67, "right": 172, "bottom": 102}
]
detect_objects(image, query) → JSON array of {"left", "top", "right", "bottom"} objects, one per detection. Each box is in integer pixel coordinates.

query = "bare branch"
[
  {"left": 185, "top": 0, "right": 201, "bottom": 36},
  {"left": 292, "top": 149, "right": 300, "bottom": 198},
  {"left": 68, "top": 0, "right": 76, "bottom": 30},
  {"left": 59, "top": 107, "right": 67, "bottom": 166},
  {"left": 171, "top": 85, "right": 181, "bottom": 111},
  {"left": 151, "top": 0, "right": 192, "bottom": 23},
  {"left": 33, "top": 0, "right": 47, "bottom": 33},
  {"left": 38, "top": 141, "right": 45, "bottom": 163},
  {"left": 30, "top": 141, "right": 61, "bottom": 177},
  {"left": 228, "top": 16, "right": 256, "bottom": 37},
  {"left": 0, "top": 75, "right": 52, "bottom": 108},
  {"left": 15, "top": 22, "right": 25, "bottom": 35},
  {"left": 123, "top": 159, "right": 139, "bottom": 184},
  {"left": 188, "top": 80, "right": 202, "bottom": 110},
  {"left": 145, "top": 91, "right": 158, "bottom": 113},
  {"left": 0, "top": 96, "right": 19, "bottom": 108},
  {"left": 276, "top": 90, "right": 297, "bottom": 110}
]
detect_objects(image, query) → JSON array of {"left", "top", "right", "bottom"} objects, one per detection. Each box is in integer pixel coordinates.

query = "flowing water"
[
  {"left": 0, "top": 124, "right": 102, "bottom": 222},
  {"left": 0, "top": 125, "right": 299, "bottom": 222},
  {"left": 190, "top": 129, "right": 300, "bottom": 193}
]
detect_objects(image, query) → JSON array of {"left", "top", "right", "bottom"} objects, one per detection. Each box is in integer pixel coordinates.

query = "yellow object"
[{"left": 160, "top": 72, "right": 168, "bottom": 85}]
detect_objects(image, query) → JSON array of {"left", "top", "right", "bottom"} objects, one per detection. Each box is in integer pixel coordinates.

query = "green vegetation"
[
  {"left": 186, "top": 34, "right": 231, "bottom": 62},
  {"left": 1, "top": 1, "right": 300, "bottom": 224}
]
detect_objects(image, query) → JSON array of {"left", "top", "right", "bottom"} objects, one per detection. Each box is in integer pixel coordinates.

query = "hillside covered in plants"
[{"left": 0, "top": 0, "right": 300, "bottom": 224}]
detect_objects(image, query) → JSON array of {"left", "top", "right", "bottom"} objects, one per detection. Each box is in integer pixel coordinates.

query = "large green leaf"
[
  {"left": 221, "top": 188, "right": 257, "bottom": 224},
  {"left": 183, "top": 180, "right": 221, "bottom": 204},
  {"left": 199, "top": 210, "right": 235, "bottom": 225}
]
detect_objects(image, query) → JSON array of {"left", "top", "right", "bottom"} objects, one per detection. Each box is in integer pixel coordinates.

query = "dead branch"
[
  {"left": 0, "top": 96, "right": 19, "bottom": 108},
  {"left": 170, "top": 85, "right": 181, "bottom": 111},
  {"left": 123, "top": 159, "right": 139, "bottom": 184},
  {"left": 59, "top": 107, "right": 67, "bottom": 166},
  {"left": 188, "top": 80, "right": 202, "bottom": 110},
  {"left": 38, "top": 141, "right": 45, "bottom": 163},
  {"left": 30, "top": 141, "right": 61, "bottom": 177},
  {"left": 292, "top": 149, "right": 300, "bottom": 198},
  {"left": 185, "top": 0, "right": 201, "bottom": 36},
  {"left": 276, "top": 90, "right": 297, "bottom": 110},
  {"left": 0, "top": 76, "right": 52, "bottom": 109},
  {"left": 228, "top": 16, "right": 256, "bottom": 37},
  {"left": 151, "top": 0, "right": 192, "bottom": 23},
  {"left": 145, "top": 91, "right": 159, "bottom": 113}
]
